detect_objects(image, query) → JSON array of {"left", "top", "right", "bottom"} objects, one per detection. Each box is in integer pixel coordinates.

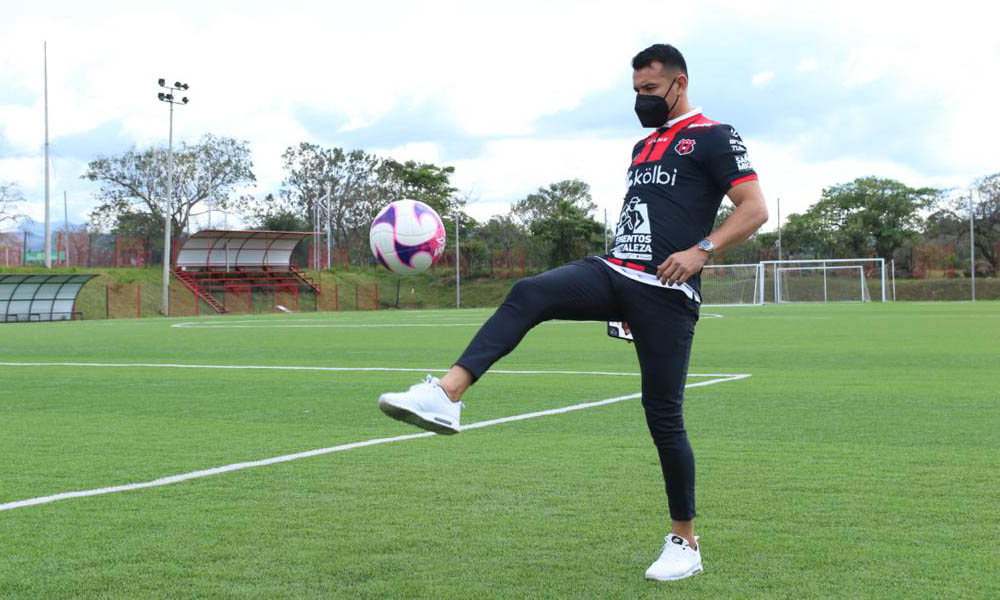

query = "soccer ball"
[{"left": 369, "top": 200, "right": 447, "bottom": 274}]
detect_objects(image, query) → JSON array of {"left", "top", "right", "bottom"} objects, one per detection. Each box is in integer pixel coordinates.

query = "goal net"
[
  {"left": 776, "top": 265, "right": 872, "bottom": 302},
  {"left": 761, "top": 259, "right": 886, "bottom": 303},
  {"left": 700, "top": 263, "right": 763, "bottom": 306}
]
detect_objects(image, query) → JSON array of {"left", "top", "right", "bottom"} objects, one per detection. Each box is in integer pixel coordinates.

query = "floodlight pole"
[
  {"left": 326, "top": 185, "right": 332, "bottom": 270},
  {"left": 157, "top": 79, "right": 190, "bottom": 317},
  {"left": 164, "top": 100, "right": 174, "bottom": 315},
  {"left": 970, "top": 191, "right": 976, "bottom": 302},
  {"left": 451, "top": 214, "right": 460, "bottom": 309},
  {"left": 776, "top": 197, "right": 782, "bottom": 262},
  {"left": 44, "top": 42, "right": 51, "bottom": 269},
  {"left": 604, "top": 207, "right": 608, "bottom": 254},
  {"left": 63, "top": 191, "right": 69, "bottom": 266}
]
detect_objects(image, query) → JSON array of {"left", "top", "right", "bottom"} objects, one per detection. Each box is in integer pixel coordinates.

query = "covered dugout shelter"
[
  {"left": 172, "top": 230, "right": 320, "bottom": 314},
  {"left": 0, "top": 274, "right": 96, "bottom": 322}
]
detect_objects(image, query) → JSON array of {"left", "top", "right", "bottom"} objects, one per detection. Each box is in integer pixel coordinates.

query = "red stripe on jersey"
[
  {"left": 631, "top": 132, "right": 660, "bottom": 166},
  {"left": 645, "top": 131, "right": 678, "bottom": 163},
  {"left": 730, "top": 174, "right": 758, "bottom": 187},
  {"left": 624, "top": 261, "right": 647, "bottom": 271},
  {"left": 635, "top": 113, "right": 710, "bottom": 165},
  {"left": 607, "top": 257, "right": 624, "bottom": 265}
]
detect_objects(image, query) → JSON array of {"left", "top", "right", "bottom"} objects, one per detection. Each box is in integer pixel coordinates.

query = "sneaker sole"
[
  {"left": 378, "top": 396, "right": 460, "bottom": 435},
  {"left": 645, "top": 564, "right": 703, "bottom": 581}
]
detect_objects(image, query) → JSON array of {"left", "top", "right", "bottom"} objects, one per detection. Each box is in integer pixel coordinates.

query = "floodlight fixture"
[
  {"left": 181, "top": 83, "right": 189, "bottom": 90},
  {"left": 158, "top": 78, "right": 165, "bottom": 87},
  {"left": 158, "top": 92, "right": 165, "bottom": 100},
  {"left": 174, "top": 81, "right": 182, "bottom": 88},
  {"left": 182, "top": 97, "right": 189, "bottom": 104}
]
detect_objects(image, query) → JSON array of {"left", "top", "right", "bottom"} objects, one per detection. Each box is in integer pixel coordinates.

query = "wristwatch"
[{"left": 696, "top": 238, "right": 715, "bottom": 255}]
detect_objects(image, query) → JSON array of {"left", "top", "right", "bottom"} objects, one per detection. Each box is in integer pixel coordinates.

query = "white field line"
[
  {"left": 0, "top": 362, "right": 748, "bottom": 379},
  {"left": 171, "top": 316, "right": 728, "bottom": 329},
  {"left": 0, "top": 372, "right": 749, "bottom": 512},
  {"left": 170, "top": 320, "right": 588, "bottom": 329}
]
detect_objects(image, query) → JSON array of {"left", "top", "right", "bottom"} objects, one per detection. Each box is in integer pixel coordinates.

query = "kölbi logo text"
[{"left": 627, "top": 165, "right": 677, "bottom": 188}]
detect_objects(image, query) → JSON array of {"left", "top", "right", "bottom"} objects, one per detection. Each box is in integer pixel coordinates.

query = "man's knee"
[{"left": 506, "top": 276, "right": 547, "bottom": 307}]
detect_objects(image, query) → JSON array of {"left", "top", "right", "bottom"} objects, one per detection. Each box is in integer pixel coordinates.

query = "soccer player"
[{"left": 378, "top": 43, "right": 768, "bottom": 581}]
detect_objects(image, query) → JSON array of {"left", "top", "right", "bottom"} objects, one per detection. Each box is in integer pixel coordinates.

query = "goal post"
[
  {"left": 700, "top": 263, "right": 764, "bottom": 306},
  {"left": 760, "top": 258, "right": 887, "bottom": 303}
]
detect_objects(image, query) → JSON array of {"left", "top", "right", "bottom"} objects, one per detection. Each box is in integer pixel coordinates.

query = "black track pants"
[{"left": 454, "top": 257, "right": 700, "bottom": 521}]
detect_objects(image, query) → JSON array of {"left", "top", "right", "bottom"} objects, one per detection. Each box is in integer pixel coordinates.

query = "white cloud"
[
  {"left": 752, "top": 71, "right": 775, "bottom": 87},
  {"left": 796, "top": 58, "right": 819, "bottom": 73}
]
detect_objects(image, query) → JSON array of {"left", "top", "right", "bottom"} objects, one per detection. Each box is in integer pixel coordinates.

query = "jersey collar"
[{"left": 663, "top": 106, "right": 703, "bottom": 129}]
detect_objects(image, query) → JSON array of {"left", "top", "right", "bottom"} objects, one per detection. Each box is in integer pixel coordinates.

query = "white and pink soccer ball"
[{"left": 369, "top": 200, "right": 447, "bottom": 274}]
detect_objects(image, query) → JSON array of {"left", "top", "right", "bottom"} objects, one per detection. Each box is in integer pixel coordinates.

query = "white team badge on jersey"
[{"left": 612, "top": 196, "right": 652, "bottom": 260}]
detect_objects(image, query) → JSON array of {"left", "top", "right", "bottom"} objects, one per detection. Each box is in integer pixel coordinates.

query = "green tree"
[
  {"left": 929, "top": 173, "right": 1000, "bottom": 275},
  {"left": 813, "top": 177, "right": 937, "bottom": 260},
  {"left": 780, "top": 210, "right": 840, "bottom": 258},
  {"left": 84, "top": 134, "right": 255, "bottom": 236},
  {"left": 257, "top": 205, "right": 311, "bottom": 232},
  {"left": 515, "top": 180, "right": 602, "bottom": 269},
  {"left": 476, "top": 214, "right": 530, "bottom": 253},
  {"left": 512, "top": 179, "right": 596, "bottom": 228}
]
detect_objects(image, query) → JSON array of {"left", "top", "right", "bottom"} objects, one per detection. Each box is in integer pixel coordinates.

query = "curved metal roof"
[
  {"left": 0, "top": 274, "right": 97, "bottom": 322},
  {"left": 175, "top": 230, "right": 312, "bottom": 270}
]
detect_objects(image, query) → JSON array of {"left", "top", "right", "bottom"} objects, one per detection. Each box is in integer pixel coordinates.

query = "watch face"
[{"left": 699, "top": 240, "right": 713, "bottom": 252}]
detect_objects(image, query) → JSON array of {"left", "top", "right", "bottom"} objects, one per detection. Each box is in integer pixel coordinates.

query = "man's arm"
[{"left": 656, "top": 180, "right": 769, "bottom": 286}]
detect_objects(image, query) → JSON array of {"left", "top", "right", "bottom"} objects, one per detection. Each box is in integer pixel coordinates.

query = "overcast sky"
[{"left": 1, "top": 0, "right": 997, "bottom": 233}]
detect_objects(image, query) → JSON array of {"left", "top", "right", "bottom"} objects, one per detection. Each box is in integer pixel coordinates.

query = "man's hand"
[{"left": 656, "top": 247, "right": 709, "bottom": 286}]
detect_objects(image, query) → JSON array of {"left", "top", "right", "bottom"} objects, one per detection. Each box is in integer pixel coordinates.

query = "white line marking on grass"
[
  {"left": 0, "top": 362, "right": 750, "bottom": 380},
  {"left": 0, "top": 373, "right": 749, "bottom": 512},
  {"left": 170, "top": 320, "right": 588, "bottom": 329},
  {"left": 0, "top": 362, "right": 637, "bottom": 377}
]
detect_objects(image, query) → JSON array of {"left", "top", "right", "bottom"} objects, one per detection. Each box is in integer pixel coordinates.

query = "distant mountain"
[{"left": 1, "top": 219, "right": 81, "bottom": 237}]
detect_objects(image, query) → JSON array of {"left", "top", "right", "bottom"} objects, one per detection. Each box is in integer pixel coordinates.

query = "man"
[{"left": 378, "top": 43, "right": 768, "bottom": 581}]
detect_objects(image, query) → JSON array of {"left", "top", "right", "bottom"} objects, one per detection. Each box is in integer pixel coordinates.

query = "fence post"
[
  {"left": 374, "top": 284, "right": 379, "bottom": 311},
  {"left": 137, "top": 285, "right": 142, "bottom": 318},
  {"left": 294, "top": 286, "right": 300, "bottom": 311},
  {"left": 194, "top": 288, "right": 199, "bottom": 316},
  {"left": 334, "top": 283, "right": 339, "bottom": 311},
  {"left": 395, "top": 278, "right": 401, "bottom": 308},
  {"left": 355, "top": 283, "right": 359, "bottom": 310},
  {"left": 247, "top": 287, "right": 252, "bottom": 312},
  {"left": 106, "top": 285, "right": 110, "bottom": 319}
]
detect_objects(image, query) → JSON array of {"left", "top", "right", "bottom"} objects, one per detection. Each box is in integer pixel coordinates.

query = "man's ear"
[{"left": 674, "top": 73, "right": 689, "bottom": 94}]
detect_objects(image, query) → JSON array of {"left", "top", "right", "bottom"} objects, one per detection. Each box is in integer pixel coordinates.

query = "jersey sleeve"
[{"left": 699, "top": 125, "right": 758, "bottom": 189}]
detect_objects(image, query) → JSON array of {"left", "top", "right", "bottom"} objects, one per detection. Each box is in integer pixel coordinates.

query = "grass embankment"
[
  {"left": 3, "top": 265, "right": 998, "bottom": 320},
  {"left": 0, "top": 265, "right": 519, "bottom": 318}
]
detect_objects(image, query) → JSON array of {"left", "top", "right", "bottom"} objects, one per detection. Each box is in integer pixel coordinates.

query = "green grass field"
[{"left": 1, "top": 302, "right": 998, "bottom": 598}]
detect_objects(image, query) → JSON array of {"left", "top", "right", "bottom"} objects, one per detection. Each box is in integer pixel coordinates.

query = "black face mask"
[{"left": 634, "top": 78, "right": 679, "bottom": 128}]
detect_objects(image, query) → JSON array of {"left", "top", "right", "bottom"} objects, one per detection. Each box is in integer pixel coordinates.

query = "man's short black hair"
[{"left": 632, "top": 44, "right": 688, "bottom": 76}]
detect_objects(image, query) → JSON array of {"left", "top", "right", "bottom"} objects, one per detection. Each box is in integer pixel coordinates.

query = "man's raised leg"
[{"left": 378, "top": 258, "right": 621, "bottom": 431}]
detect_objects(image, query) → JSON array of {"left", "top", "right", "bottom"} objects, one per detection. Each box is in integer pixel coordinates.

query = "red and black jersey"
[{"left": 600, "top": 108, "right": 758, "bottom": 300}]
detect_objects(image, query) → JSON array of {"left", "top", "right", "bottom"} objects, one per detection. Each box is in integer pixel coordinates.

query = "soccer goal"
[
  {"left": 761, "top": 259, "right": 887, "bottom": 303},
  {"left": 700, "top": 263, "right": 764, "bottom": 306}
]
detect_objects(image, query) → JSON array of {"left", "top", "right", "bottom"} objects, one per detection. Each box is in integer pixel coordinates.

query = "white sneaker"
[
  {"left": 378, "top": 375, "right": 463, "bottom": 435},
  {"left": 644, "top": 534, "right": 702, "bottom": 581}
]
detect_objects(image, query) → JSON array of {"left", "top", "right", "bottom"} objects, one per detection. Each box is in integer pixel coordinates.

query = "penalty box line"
[{"left": 0, "top": 369, "right": 750, "bottom": 513}]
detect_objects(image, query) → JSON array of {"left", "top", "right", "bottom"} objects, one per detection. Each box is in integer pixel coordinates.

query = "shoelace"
[
  {"left": 660, "top": 536, "right": 694, "bottom": 555},
  {"left": 418, "top": 375, "right": 466, "bottom": 408}
]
